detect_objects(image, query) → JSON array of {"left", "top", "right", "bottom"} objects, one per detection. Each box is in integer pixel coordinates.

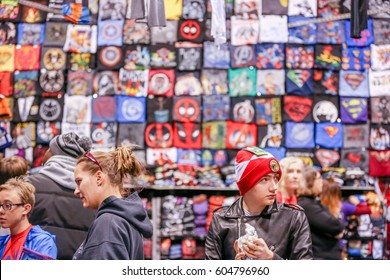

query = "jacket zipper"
[{"left": 238, "top": 217, "right": 242, "bottom": 240}]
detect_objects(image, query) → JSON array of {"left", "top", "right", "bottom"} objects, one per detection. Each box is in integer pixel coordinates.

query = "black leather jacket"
[{"left": 205, "top": 197, "right": 313, "bottom": 260}]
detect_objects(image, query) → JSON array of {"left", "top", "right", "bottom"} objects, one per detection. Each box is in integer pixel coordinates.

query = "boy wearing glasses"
[
  {"left": 27, "top": 132, "right": 96, "bottom": 259},
  {"left": 0, "top": 178, "right": 57, "bottom": 260}
]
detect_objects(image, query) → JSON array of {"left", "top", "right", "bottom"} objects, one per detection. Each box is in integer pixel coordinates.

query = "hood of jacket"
[
  {"left": 38, "top": 155, "right": 77, "bottom": 190},
  {"left": 96, "top": 192, "right": 153, "bottom": 239}
]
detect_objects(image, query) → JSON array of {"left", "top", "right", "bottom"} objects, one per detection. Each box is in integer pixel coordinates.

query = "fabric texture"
[
  {"left": 49, "top": 132, "right": 92, "bottom": 158},
  {"left": 73, "top": 192, "right": 153, "bottom": 260},
  {"left": 39, "top": 155, "right": 79, "bottom": 190},
  {"left": 235, "top": 147, "right": 282, "bottom": 196},
  {"left": 0, "top": 126, "right": 12, "bottom": 150},
  {"left": 0, "top": 97, "right": 12, "bottom": 120},
  {"left": 350, "top": 0, "right": 369, "bottom": 39},
  {"left": 62, "top": 0, "right": 90, "bottom": 24}
]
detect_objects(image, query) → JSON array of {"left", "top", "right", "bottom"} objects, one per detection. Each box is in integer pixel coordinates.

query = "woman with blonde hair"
[
  {"left": 297, "top": 167, "right": 344, "bottom": 259},
  {"left": 73, "top": 146, "right": 153, "bottom": 260},
  {"left": 276, "top": 157, "right": 304, "bottom": 204}
]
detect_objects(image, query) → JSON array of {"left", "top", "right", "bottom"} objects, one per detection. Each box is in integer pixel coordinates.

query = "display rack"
[{"left": 141, "top": 186, "right": 239, "bottom": 260}]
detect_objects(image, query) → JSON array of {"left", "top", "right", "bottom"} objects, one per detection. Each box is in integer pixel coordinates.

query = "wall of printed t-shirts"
[{"left": 1, "top": 0, "right": 390, "bottom": 178}]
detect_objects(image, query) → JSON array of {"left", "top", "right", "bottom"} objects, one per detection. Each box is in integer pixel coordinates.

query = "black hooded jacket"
[
  {"left": 73, "top": 192, "right": 153, "bottom": 260},
  {"left": 205, "top": 197, "right": 313, "bottom": 260},
  {"left": 298, "top": 196, "right": 344, "bottom": 260},
  {"left": 28, "top": 155, "right": 96, "bottom": 260}
]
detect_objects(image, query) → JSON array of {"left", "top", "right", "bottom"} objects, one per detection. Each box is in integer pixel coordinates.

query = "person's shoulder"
[
  {"left": 28, "top": 226, "right": 56, "bottom": 242},
  {"left": 282, "top": 203, "right": 305, "bottom": 212},
  {"left": 212, "top": 205, "right": 230, "bottom": 216},
  {"left": 0, "top": 234, "right": 9, "bottom": 246},
  {"left": 95, "top": 212, "right": 127, "bottom": 227},
  {"left": 26, "top": 174, "right": 50, "bottom": 188}
]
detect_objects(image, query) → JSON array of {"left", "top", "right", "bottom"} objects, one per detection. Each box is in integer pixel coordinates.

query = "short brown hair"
[
  {"left": 0, "top": 178, "right": 36, "bottom": 214},
  {"left": 297, "top": 167, "right": 320, "bottom": 197},
  {"left": 0, "top": 156, "right": 29, "bottom": 184}
]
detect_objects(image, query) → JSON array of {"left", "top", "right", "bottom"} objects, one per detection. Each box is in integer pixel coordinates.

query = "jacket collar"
[{"left": 223, "top": 197, "right": 279, "bottom": 218}]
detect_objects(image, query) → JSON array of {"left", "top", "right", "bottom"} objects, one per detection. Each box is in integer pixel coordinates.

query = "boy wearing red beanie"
[{"left": 205, "top": 146, "right": 313, "bottom": 260}]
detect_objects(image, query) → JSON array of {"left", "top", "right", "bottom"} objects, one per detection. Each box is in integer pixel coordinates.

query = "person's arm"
[
  {"left": 80, "top": 241, "right": 129, "bottom": 260},
  {"left": 341, "top": 201, "right": 357, "bottom": 217},
  {"left": 205, "top": 214, "right": 223, "bottom": 259},
  {"left": 287, "top": 211, "right": 313, "bottom": 260},
  {"left": 345, "top": 195, "right": 371, "bottom": 215},
  {"left": 30, "top": 234, "right": 58, "bottom": 259},
  {"left": 77, "top": 216, "right": 132, "bottom": 260}
]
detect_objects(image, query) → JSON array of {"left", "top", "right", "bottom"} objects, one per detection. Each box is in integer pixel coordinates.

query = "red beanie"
[{"left": 235, "top": 147, "right": 282, "bottom": 196}]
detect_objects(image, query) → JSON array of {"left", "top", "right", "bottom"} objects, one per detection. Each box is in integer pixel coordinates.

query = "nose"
[
  {"left": 270, "top": 178, "right": 278, "bottom": 191},
  {"left": 74, "top": 187, "right": 80, "bottom": 196}
]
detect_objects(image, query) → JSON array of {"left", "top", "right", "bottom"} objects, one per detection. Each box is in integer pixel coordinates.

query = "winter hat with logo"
[
  {"left": 235, "top": 146, "right": 282, "bottom": 196},
  {"left": 49, "top": 132, "right": 92, "bottom": 158}
]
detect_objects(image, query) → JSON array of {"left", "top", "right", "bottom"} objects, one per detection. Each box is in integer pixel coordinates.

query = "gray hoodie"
[{"left": 39, "top": 155, "right": 78, "bottom": 190}]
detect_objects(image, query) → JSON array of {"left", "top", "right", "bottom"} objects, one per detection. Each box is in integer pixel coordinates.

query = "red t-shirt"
[
  {"left": 2, "top": 224, "right": 32, "bottom": 260},
  {"left": 276, "top": 191, "right": 298, "bottom": 204}
]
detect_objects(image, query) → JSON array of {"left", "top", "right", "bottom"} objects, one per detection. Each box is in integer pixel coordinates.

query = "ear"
[
  {"left": 22, "top": 204, "right": 32, "bottom": 216},
  {"left": 96, "top": 170, "right": 105, "bottom": 186}
]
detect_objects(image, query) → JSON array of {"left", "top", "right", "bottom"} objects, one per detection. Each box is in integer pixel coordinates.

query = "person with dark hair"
[
  {"left": 205, "top": 146, "right": 312, "bottom": 260},
  {"left": 27, "top": 132, "right": 96, "bottom": 260},
  {"left": 72, "top": 146, "right": 153, "bottom": 260},
  {"left": 297, "top": 167, "right": 344, "bottom": 260},
  {"left": 0, "top": 156, "right": 29, "bottom": 185},
  {"left": 0, "top": 178, "right": 57, "bottom": 260}
]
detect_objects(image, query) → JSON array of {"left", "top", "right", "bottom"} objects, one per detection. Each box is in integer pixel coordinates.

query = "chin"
[
  {"left": 265, "top": 199, "right": 275, "bottom": 205},
  {"left": 0, "top": 222, "right": 9, "bottom": 228}
]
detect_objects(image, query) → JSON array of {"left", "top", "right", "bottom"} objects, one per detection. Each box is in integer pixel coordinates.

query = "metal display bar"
[{"left": 287, "top": 9, "right": 385, "bottom": 28}]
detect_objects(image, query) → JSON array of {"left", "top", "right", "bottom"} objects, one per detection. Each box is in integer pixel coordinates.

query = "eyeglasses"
[
  {"left": 0, "top": 203, "right": 25, "bottom": 211},
  {"left": 84, "top": 152, "right": 103, "bottom": 172}
]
